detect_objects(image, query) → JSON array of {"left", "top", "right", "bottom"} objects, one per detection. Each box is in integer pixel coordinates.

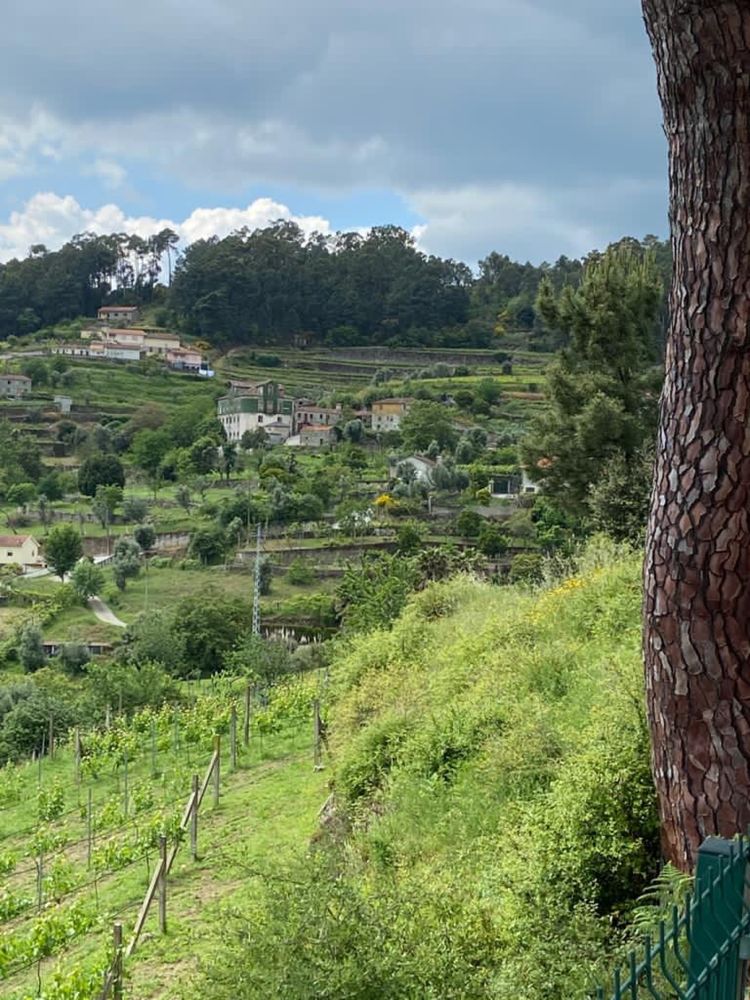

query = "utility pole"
[{"left": 252, "top": 524, "right": 262, "bottom": 637}]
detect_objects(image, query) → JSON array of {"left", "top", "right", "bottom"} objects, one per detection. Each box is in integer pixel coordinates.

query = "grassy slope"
[
  {"left": 0, "top": 546, "right": 655, "bottom": 999},
  {"left": 1, "top": 720, "right": 327, "bottom": 1000},
  {"left": 185, "top": 545, "right": 658, "bottom": 999}
]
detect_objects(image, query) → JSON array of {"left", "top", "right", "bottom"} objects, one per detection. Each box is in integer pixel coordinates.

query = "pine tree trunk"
[{"left": 642, "top": 1, "right": 750, "bottom": 870}]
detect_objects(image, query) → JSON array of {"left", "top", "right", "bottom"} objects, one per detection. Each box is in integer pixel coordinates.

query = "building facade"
[
  {"left": 217, "top": 381, "right": 296, "bottom": 443},
  {"left": 299, "top": 424, "right": 337, "bottom": 447},
  {"left": 97, "top": 305, "right": 140, "bottom": 323},
  {"left": 0, "top": 534, "right": 44, "bottom": 568},
  {"left": 0, "top": 374, "right": 32, "bottom": 398},
  {"left": 371, "top": 398, "right": 412, "bottom": 432},
  {"left": 294, "top": 403, "right": 343, "bottom": 433}
]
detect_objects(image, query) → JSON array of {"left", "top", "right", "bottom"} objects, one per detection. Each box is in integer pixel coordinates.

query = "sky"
[{"left": 0, "top": 0, "right": 666, "bottom": 266}]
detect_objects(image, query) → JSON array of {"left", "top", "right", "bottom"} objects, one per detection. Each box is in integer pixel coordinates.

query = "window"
[{"left": 258, "top": 414, "right": 263, "bottom": 423}]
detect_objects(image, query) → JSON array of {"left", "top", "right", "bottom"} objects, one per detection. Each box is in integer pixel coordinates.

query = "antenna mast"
[{"left": 252, "top": 524, "right": 262, "bottom": 637}]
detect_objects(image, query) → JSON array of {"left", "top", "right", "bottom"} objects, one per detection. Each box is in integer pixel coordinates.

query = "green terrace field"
[
  {"left": 215, "top": 345, "right": 552, "bottom": 397},
  {"left": 8, "top": 563, "right": 338, "bottom": 645},
  {"left": 1, "top": 359, "right": 218, "bottom": 423},
  {"left": 0, "top": 680, "right": 327, "bottom": 1000}
]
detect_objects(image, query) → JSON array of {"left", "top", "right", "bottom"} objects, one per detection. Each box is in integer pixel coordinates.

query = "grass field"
[{"left": 0, "top": 709, "right": 327, "bottom": 1000}]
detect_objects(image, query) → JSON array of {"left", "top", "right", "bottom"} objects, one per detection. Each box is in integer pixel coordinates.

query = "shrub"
[{"left": 286, "top": 558, "right": 315, "bottom": 586}]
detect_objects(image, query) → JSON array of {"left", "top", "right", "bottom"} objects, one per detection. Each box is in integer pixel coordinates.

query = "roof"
[
  {"left": 144, "top": 331, "right": 180, "bottom": 340},
  {"left": 98, "top": 305, "right": 138, "bottom": 312},
  {"left": 301, "top": 423, "right": 336, "bottom": 433},
  {"left": 0, "top": 535, "right": 34, "bottom": 547},
  {"left": 2, "top": 374, "right": 32, "bottom": 382},
  {"left": 372, "top": 397, "right": 412, "bottom": 406}
]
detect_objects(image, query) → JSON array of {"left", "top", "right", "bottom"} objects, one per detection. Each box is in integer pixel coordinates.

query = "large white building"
[{"left": 217, "top": 381, "right": 296, "bottom": 443}]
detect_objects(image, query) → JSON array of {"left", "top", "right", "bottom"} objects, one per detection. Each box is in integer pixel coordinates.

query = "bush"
[
  {"left": 508, "top": 552, "right": 544, "bottom": 584},
  {"left": 286, "top": 558, "right": 315, "bottom": 586}
]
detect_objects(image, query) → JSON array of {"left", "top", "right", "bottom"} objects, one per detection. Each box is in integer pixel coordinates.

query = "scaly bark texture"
[{"left": 642, "top": 0, "right": 750, "bottom": 870}]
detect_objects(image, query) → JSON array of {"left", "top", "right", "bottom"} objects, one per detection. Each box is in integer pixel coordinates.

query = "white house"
[
  {"left": 0, "top": 535, "right": 44, "bottom": 569},
  {"left": 97, "top": 305, "right": 140, "bottom": 323},
  {"left": 104, "top": 342, "right": 144, "bottom": 362}
]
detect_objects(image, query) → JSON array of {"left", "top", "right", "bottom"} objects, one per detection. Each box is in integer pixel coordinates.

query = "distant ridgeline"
[{"left": 0, "top": 226, "right": 669, "bottom": 350}]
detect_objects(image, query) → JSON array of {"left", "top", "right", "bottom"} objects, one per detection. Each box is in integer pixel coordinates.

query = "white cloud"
[
  {"left": 0, "top": 192, "right": 333, "bottom": 262},
  {"left": 408, "top": 184, "right": 601, "bottom": 265},
  {"left": 408, "top": 177, "right": 665, "bottom": 264},
  {"left": 86, "top": 159, "right": 127, "bottom": 190}
]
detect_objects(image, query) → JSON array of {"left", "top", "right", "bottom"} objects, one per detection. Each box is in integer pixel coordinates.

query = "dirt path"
[{"left": 87, "top": 595, "right": 127, "bottom": 628}]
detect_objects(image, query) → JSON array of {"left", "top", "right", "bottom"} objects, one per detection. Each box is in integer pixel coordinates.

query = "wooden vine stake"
[{"left": 113, "top": 922, "right": 123, "bottom": 1000}]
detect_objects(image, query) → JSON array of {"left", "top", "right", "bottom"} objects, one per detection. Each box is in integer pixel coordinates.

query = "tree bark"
[{"left": 642, "top": 1, "right": 750, "bottom": 870}]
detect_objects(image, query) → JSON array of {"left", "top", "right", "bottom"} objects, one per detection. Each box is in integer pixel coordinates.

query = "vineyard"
[{"left": 0, "top": 675, "right": 327, "bottom": 999}]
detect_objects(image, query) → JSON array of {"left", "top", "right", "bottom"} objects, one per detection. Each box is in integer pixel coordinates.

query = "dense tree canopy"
[
  {"left": 0, "top": 221, "right": 669, "bottom": 353},
  {"left": 521, "top": 246, "right": 663, "bottom": 516}
]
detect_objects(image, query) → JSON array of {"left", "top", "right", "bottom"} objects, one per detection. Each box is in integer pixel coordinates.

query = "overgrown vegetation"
[{"left": 193, "top": 543, "right": 660, "bottom": 999}]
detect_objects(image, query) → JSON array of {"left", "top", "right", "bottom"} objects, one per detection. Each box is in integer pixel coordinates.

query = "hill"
[
  {"left": 0, "top": 542, "right": 661, "bottom": 999},
  {"left": 189, "top": 542, "right": 659, "bottom": 999}
]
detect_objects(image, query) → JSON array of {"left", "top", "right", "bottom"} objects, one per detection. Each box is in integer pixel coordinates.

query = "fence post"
[
  {"left": 243, "top": 681, "right": 252, "bottom": 747},
  {"left": 151, "top": 718, "right": 157, "bottom": 776},
  {"left": 123, "top": 750, "right": 129, "bottom": 819},
  {"left": 213, "top": 735, "right": 221, "bottom": 808},
  {"left": 87, "top": 787, "right": 93, "bottom": 868},
  {"left": 74, "top": 726, "right": 81, "bottom": 777},
  {"left": 191, "top": 774, "right": 199, "bottom": 861},
  {"left": 688, "top": 837, "right": 748, "bottom": 998},
  {"left": 105, "top": 703, "right": 111, "bottom": 730},
  {"left": 158, "top": 835, "right": 167, "bottom": 934},
  {"left": 113, "top": 921, "right": 123, "bottom": 1000},
  {"left": 36, "top": 850, "right": 44, "bottom": 912},
  {"left": 230, "top": 705, "right": 237, "bottom": 771},
  {"left": 48, "top": 716, "right": 54, "bottom": 759},
  {"left": 313, "top": 699, "right": 323, "bottom": 771}
]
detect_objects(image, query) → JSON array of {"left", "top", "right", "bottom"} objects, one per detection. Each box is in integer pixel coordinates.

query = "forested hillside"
[{"left": 0, "top": 226, "right": 669, "bottom": 349}]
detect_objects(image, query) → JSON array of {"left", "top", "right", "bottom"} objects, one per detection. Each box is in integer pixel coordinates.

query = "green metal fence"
[{"left": 596, "top": 837, "right": 750, "bottom": 999}]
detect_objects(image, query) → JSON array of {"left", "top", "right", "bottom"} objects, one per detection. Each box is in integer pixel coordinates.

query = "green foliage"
[
  {"left": 18, "top": 622, "right": 45, "bottom": 672},
  {"left": 171, "top": 223, "right": 469, "bottom": 345},
  {"left": 286, "top": 558, "right": 314, "bottom": 586},
  {"left": 37, "top": 781, "right": 65, "bottom": 823},
  {"left": 224, "top": 635, "right": 294, "bottom": 686},
  {"left": 189, "top": 524, "right": 227, "bottom": 565},
  {"left": 121, "top": 493, "right": 150, "bottom": 522},
  {"left": 58, "top": 641, "right": 91, "bottom": 676},
  {"left": 133, "top": 522, "right": 156, "bottom": 552},
  {"left": 70, "top": 558, "right": 104, "bottom": 602},
  {"left": 112, "top": 536, "right": 141, "bottom": 590},
  {"left": 77, "top": 453, "right": 125, "bottom": 497},
  {"left": 198, "top": 550, "right": 658, "bottom": 999},
  {"left": 521, "top": 246, "right": 663, "bottom": 518},
  {"left": 507, "top": 552, "right": 544, "bottom": 585},
  {"left": 589, "top": 448, "right": 653, "bottom": 544},
  {"left": 44, "top": 524, "right": 83, "bottom": 580},
  {"left": 396, "top": 522, "right": 423, "bottom": 555},
  {"left": 456, "top": 509, "right": 482, "bottom": 537},
  {"left": 400, "top": 401, "right": 458, "bottom": 452},
  {"left": 171, "top": 589, "right": 249, "bottom": 678},
  {"left": 476, "top": 521, "right": 508, "bottom": 557}
]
